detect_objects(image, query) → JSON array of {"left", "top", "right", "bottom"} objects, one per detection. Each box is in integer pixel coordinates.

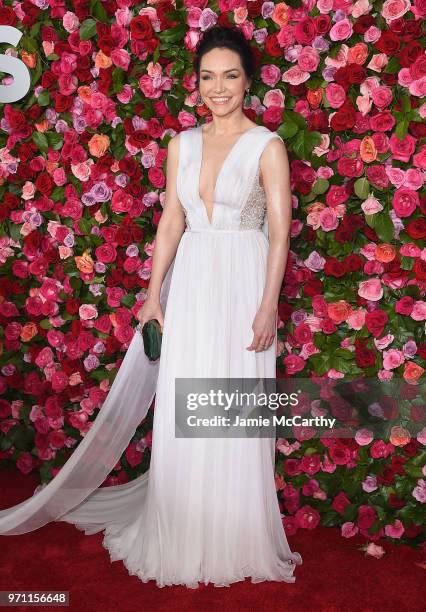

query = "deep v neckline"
[{"left": 197, "top": 124, "right": 262, "bottom": 226}]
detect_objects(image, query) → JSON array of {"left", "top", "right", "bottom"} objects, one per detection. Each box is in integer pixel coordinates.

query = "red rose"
[
  {"left": 330, "top": 107, "right": 356, "bottom": 131},
  {"left": 35, "top": 173, "right": 53, "bottom": 196},
  {"left": 347, "top": 64, "right": 366, "bottom": 84},
  {"left": 324, "top": 257, "right": 346, "bottom": 277},
  {"left": 406, "top": 218, "right": 426, "bottom": 239},
  {"left": 130, "top": 15, "right": 154, "bottom": 40},
  {"left": 357, "top": 505, "right": 376, "bottom": 529},
  {"left": 96, "top": 244, "right": 117, "bottom": 264},
  {"left": 294, "top": 17, "right": 317, "bottom": 45},
  {"left": 365, "top": 310, "right": 388, "bottom": 338},
  {"left": 399, "top": 41, "right": 423, "bottom": 68},
  {"left": 355, "top": 346, "right": 376, "bottom": 368},
  {"left": 0, "top": 6, "right": 17, "bottom": 25},
  {"left": 413, "top": 258, "right": 426, "bottom": 281},
  {"left": 388, "top": 493, "right": 405, "bottom": 509},
  {"left": 374, "top": 31, "right": 400, "bottom": 56},
  {"left": 264, "top": 33, "right": 282, "bottom": 58},
  {"left": 332, "top": 491, "right": 351, "bottom": 515},
  {"left": 353, "top": 15, "right": 375, "bottom": 34},
  {"left": 366, "top": 165, "right": 390, "bottom": 188},
  {"left": 377, "top": 467, "right": 395, "bottom": 486}
]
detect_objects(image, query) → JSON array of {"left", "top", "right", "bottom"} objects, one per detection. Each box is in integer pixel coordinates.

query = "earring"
[
  {"left": 244, "top": 88, "right": 251, "bottom": 106},
  {"left": 197, "top": 91, "right": 203, "bottom": 106}
]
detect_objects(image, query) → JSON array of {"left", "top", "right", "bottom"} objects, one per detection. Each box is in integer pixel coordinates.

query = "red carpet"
[{"left": 0, "top": 467, "right": 423, "bottom": 612}]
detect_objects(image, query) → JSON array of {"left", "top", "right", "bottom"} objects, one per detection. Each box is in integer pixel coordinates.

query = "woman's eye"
[{"left": 200, "top": 75, "right": 238, "bottom": 80}]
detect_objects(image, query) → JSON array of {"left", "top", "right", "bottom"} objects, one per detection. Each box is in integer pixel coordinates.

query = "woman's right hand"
[{"left": 137, "top": 297, "right": 164, "bottom": 331}]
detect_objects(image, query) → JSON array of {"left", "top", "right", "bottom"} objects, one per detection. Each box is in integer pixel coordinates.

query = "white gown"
[{"left": 0, "top": 124, "right": 302, "bottom": 588}]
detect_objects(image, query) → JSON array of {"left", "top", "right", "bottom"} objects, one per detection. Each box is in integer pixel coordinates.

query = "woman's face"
[{"left": 198, "top": 47, "right": 251, "bottom": 116}]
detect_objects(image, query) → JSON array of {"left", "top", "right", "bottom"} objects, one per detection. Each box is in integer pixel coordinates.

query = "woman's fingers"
[{"left": 246, "top": 332, "right": 274, "bottom": 352}]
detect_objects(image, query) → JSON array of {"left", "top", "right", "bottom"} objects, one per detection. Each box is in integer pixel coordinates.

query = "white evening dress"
[{"left": 0, "top": 124, "right": 302, "bottom": 588}]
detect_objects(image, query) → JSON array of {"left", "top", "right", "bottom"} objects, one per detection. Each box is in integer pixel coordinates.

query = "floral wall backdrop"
[{"left": 0, "top": 0, "right": 425, "bottom": 550}]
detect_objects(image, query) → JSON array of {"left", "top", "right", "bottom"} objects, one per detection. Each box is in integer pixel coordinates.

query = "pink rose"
[
  {"left": 112, "top": 189, "right": 134, "bottom": 213},
  {"left": 365, "top": 542, "right": 385, "bottom": 558},
  {"left": 355, "top": 428, "right": 374, "bottom": 446},
  {"left": 48, "top": 430, "right": 66, "bottom": 449},
  {"left": 16, "top": 451, "right": 35, "bottom": 475},
  {"left": 300, "top": 454, "right": 321, "bottom": 475},
  {"left": 381, "top": 0, "right": 411, "bottom": 21},
  {"left": 319, "top": 208, "right": 339, "bottom": 231},
  {"left": 341, "top": 522, "right": 358, "bottom": 538},
  {"left": 79, "top": 304, "right": 98, "bottom": 320},
  {"left": 59, "top": 52, "right": 77, "bottom": 74},
  {"left": 347, "top": 309, "right": 366, "bottom": 330},
  {"left": 298, "top": 46, "right": 320, "bottom": 72},
  {"left": 106, "top": 286, "right": 125, "bottom": 308},
  {"left": 395, "top": 296, "right": 414, "bottom": 315},
  {"left": 371, "top": 85, "right": 393, "bottom": 109},
  {"left": 370, "top": 440, "right": 393, "bottom": 459},
  {"left": 392, "top": 187, "right": 419, "bottom": 217},
  {"left": 51, "top": 371, "right": 68, "bottom": 393},
  {"left": 281, "top": 66, "right": 310, "bottom": 86},
  {"left": 111, "top": 48, "right": 130, "bottom": 71},
  {"left": 361, "top": 196, "right": 383, "bottom": 215},
  {"left": 358, "top": 278, "right": 383, "bottom": 301},
  {"left": 35, "top": 347, "right": 54, "bottom": 368},
  {"left": 260, "top": 64, "right": 281, "bottom": 87},
  {"left": 283, "top": 354, "right": 306, "bottom": 375},
  {"left": 125, "top": 442, "right": 143, "bottom": 467},
  {"left": 282, "top": 515, "right": 298, "bottom": 536},
  {"left": 389, "top": 133, "right": 417, "bottom": 163},
  {"left": 384, "top": 519, "right": 404, "bottom": 539},
  {"left": 412, "top": 301, "right": 426, "bottom": 321},
  {"left": 383, "top": 349, "right": 405, "bottom": 370},
  {"left": 325, "top": 83, "right": 346, "bottom": 109},
  {"left": 295, "top": 505, "right": 321, "bottom": 529},
  {"left": 329, "top": 18, "right": 353, "bottom": 41}
]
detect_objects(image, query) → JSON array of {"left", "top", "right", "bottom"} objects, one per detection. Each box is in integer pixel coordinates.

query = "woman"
[{"left": 0, "top": 26, "right": 302, "bottom": 588}]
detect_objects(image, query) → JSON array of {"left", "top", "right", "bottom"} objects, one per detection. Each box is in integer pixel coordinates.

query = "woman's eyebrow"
[{"left": 200, "top": 68, "right": 240, "bottom": 73}]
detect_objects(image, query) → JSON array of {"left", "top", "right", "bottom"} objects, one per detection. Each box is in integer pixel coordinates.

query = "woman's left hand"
[{"left": 246, "top": 304, "right": 277, "bottom": 352}]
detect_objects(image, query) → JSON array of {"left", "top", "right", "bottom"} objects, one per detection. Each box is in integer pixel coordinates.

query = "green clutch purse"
[{"left": 136, "top": 319, "right": 162, "bottom": 361}]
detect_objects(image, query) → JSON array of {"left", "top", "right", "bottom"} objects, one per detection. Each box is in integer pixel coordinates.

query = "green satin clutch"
[{"left": 136, "top": 319, "right": 162, "bottom": 361}]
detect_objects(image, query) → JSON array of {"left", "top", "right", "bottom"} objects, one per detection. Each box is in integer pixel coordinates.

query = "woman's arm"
[
  {"left": 145, "top": 134, "right": 186, "bottom": 301},
  {"left": 246, "top": 137, "right": 292, "bottom": 353}
]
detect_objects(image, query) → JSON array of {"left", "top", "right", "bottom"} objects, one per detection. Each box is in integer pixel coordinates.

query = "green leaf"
[
  {"left": 32, "top": 132, "right": 49, "bottom": 153},
  {"left": 19, "top": 36, "right": 38, "bottom": 53},
  {"left": 80, "top": 19, "right": 97, "bottom": 41},
  {"left": 395, "top": 120, "right": 409, "bottom": 139},
  {"left": 278, "top": 121, "right": 299, "bottom": 140},
  {"left": 91, "top": 0, "right": 108, "bottom": 21},
  {"left": 39, "top": 319, "right": 53, "bottom": 329},
  {"left": 282, "top": 110, "right": 306, "bottom": 130},
  {"left": 312, "top": 178, "right": 329, "bottom": 195},
  {"left": 292, "top": 129, "right": 322, "bottom": 160},
  {"left": 9, "top": 223, "right": 22, "bottom": 242},
  {"left": 365, "top": 212, "right": 394, "bottom": 243},
  {"left": 79, "top": 217, "right": 92, "bottom": 234},
  {"left": 37, "top": 91, "right": 50, "bottom": 106},
  {"left": 158, "top": 23, "right": 187, "bottom": 43},
  {"left": 50, "top": 186, "right": 65, "bottom": 202},
  {"left": 46, "top": 132, "right": 64, "bottom": 148},
  {"left": 112, "top": 68, "right": 126, "bottom": 94},
  {"left": 121, "top": 293, "right": 136, "bottom": 308},
  {"left": 354, "top": 177, "right": 370, "bottom": 199}
]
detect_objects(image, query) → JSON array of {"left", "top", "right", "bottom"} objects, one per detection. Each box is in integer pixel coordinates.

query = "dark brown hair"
[{"left": 193, "top": 26, "right": 256, "bottom": 89}]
